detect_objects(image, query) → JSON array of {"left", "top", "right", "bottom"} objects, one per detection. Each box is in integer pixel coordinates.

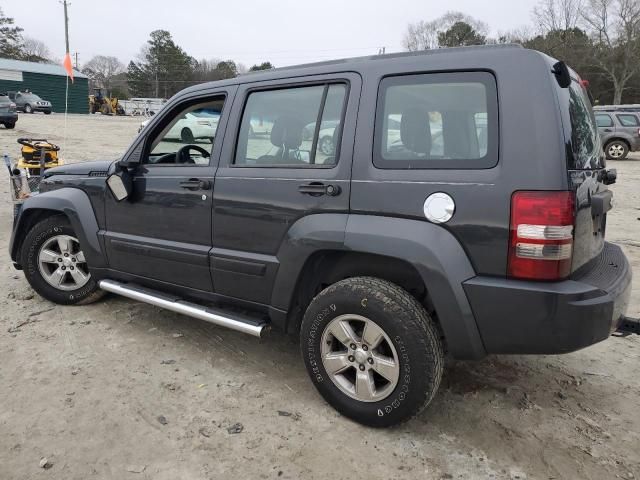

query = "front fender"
[{"left": 10, "top": 188, "right": 105, "bottom": 268}]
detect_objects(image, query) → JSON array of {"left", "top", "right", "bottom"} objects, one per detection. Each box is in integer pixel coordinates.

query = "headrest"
[
  {"left": 400, "top": 109, "right": 431, "bottom": 155},
  {"left": 271, "top": 116, "right": 304, "bottom": 149}
]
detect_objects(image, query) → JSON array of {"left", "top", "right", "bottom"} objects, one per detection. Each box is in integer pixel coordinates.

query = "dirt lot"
[{"left": 1, "top": 114, "right": 639, "bottom": 480}]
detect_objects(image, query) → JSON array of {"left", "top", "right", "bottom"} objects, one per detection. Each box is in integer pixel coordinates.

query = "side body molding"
[
  {"left": 344, "top": 215, "right": 486, "bottom": 360},
  {"left": 10, "top": 188, "right": 105, "bottom": 268}
]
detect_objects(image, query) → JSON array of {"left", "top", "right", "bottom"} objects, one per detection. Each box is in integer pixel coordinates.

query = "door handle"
[
  {"left": 179, "top": 178, "right": 211, "bottom": 190},
  {"left": 298, "top": 182, "right": 341, "bottom": 197},
  {"left": 604, "top": 129, "right": 613, "bottom": 132}
]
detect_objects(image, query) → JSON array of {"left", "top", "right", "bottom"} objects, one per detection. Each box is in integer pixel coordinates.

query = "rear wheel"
[
  {"left": 21, "top": 215, "right": 104, "bottom": 305},
  {"left": 24, "top": 104, "right": 33, "bottom": 114},
  {"left": 300, "top": 277, "right": 444, "bottom": 427},
  {"left": 605, "top": 140, "right": 629, "bottom": 160},
  {"left": 181, "top": 127, "right": 195, "bottom": 143}
]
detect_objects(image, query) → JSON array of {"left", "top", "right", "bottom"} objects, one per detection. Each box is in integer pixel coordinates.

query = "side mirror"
[{"left": 106, "top": 168, "right": 133, "bottom": 201}]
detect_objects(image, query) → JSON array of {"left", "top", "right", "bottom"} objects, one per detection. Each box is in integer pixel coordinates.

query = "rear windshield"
[{"left": 563, "top": 80, "right": 603, "bottom": 169}]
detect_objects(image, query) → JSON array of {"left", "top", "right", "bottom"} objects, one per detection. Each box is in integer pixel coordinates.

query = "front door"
[
  {"left": 211, "top": 74, "right": 361, "bottom": 305},
  {"left": 104, "top": 92, "right": 231, "bottom": 291}
]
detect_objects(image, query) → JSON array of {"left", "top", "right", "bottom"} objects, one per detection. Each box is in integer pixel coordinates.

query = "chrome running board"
[{"left": 99, "top": 279, "right": 267, "bottom": 338}]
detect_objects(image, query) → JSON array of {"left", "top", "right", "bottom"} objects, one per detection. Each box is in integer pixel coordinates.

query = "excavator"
[{"left": 89, "top": 88, "right": 126, "bottom": 115}]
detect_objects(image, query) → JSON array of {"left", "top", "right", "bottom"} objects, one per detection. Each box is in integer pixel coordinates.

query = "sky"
[{"left": 4, "top": 0, "right": 540, "bottom": 68}]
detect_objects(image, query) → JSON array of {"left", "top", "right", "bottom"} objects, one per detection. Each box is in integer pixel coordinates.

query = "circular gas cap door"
[{"left": 423, "top": 193, "right": 455, "bottom": 224}]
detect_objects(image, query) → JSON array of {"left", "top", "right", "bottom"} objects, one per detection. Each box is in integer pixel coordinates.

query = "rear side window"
[
  {"left": 617, "top": 114, "right": 640, "bottom": 127},
  {"left": 374, "top": 72, "right": 498, "bottom": 169},
  {"left": 595, "top": 114, "right": 614, "bottom": 127},
  {"left": 235, "top": 83, "right": 347, "bottom": 167}
]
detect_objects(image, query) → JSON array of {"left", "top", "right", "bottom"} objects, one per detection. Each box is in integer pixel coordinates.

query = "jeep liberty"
[{"left": 9, "top": 45, "right": 634, "bottom": 427}]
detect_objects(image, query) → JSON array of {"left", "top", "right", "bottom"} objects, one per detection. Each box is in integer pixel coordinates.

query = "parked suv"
[
  {"left": 0, "top": 93, "right": 18, "bottom": 129},
  {"left": 9, "top": 46, "right": 634, "bottom": 427},
  {"left": 594, "top": 108, "right": 640, "bottom": 159},
  {"left": 8, "top": 91, "right": 52, "bottom": 114}
]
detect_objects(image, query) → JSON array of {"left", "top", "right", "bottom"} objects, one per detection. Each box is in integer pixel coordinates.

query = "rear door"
[
  {"left": 556, "top": 78, "right": 610, "bottom": 273},
  {"left": 211, "top": 73, "right": 360, "bottom": 305},
  {"left": 614, "top": 113, "right": 640, "bottom": 150}
]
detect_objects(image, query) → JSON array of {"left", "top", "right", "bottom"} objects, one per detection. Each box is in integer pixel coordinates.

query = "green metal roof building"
[{"left": 0, "top": 58, "right": 88, "bottom": 114}]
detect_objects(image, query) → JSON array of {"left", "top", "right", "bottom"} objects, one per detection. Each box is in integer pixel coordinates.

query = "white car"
[{"left": 138, "top": 111, "right": 219, "bottom": 143}]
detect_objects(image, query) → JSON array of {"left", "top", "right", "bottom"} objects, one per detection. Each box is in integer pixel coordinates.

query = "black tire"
[
  {"left": 300, "top": 276, "right": 444, "bottom": 427},
  {"left": 4, "top": 122, "right": 15, "bottom": 129},
  {"left": 181, "top": 127, "right": 195, "bottom": 143},
  {"left": 44, "top": 110, "right": 51, "bottom": 115},
  {"left": 605, "top": 140, "right": 629, "bottom": 160},
  {"left": 20, "top": 215, "right": 105, "bottom": 306},
  {"left": 24, "top": 104, "right": 33, "bottom": 114}
]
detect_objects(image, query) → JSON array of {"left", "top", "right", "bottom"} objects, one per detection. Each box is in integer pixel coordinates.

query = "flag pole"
[{"left": 61, "top": 0, "right": 73, "bottom": 162}]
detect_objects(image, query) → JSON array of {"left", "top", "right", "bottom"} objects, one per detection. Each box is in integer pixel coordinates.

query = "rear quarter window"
[
  {"left": 374, "top": 72, "right": 498, "bottom": 169},
  {"left": 595, "top": 114, "right": 614, "bottom": 128}
]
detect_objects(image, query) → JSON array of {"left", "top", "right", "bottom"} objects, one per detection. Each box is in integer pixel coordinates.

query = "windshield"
[{"left": 0, "top": 96, "right": 10, "bottom": 104}]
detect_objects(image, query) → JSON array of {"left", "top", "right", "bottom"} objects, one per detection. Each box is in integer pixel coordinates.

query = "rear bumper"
[
  {"left": 464, "top": 242, "right": 632, "bottom": 354},
  {"left": 0, "top": 112, "right": 18, "bottom": 123}
]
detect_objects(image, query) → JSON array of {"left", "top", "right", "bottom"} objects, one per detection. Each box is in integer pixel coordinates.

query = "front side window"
[
  {"left": 617, "top": 114, "right": 640, "bottom": 127},
  {"left": 235, "top": 83, "right": 347, "bottom": 167},
  {"left": 595, "top": 114, "right": 614, "bottom": 127},
  {"left": 146, "top": 98, "right": 224, "bottom": 165},
  {"left": 375, "top": 72, "right": 498, "bottom": 169}
]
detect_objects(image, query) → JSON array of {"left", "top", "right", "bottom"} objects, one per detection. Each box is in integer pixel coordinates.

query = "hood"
[{"left": 44, "top": 160, "right": 114, "bottom": 177}]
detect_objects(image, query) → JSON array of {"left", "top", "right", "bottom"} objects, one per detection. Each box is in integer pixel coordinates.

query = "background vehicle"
[
  {"left": 9, "top": 47, "right": 634, "bottom": 428},
  {"left": 8, "top": 91, "right": 52, "bottom": 114},
  {"left": 137, "top": 108, "right": 220, "bottom": 143},
  {"left": 0, "top": 94, "right": 18, "bottom": 129},
  {"left": 89, "top": 88, "right": 125, "bottom": 115},
  {"left": 594, "top": 109, "right": 640, "bottom": 159}
]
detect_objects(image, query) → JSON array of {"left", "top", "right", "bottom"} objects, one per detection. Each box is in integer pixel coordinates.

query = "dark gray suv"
[
  {"left": 9, "top": 45, "right": 634, "bottom": 427},
  {"left": 594, "top": 109, "right": 640, "bottom": 159}
]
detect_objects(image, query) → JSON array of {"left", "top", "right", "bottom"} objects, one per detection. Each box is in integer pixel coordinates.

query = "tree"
[
  {"left": 438, "top": 22, "right": 487, "bottom": 47},
  {"left": 582, "top": 0, "right": 640, "bottom": 104},
  {"left": 127, "top": 30, "right": 195, "bottom": 98},
  {"left": 21, "top": 36, "right": 51, "bottom": 63},
  {"left": 250, "top": 61, "right": 274, "bottom": 71},
  {"left": 82, "top": 55, "right": 125, "bottom": 92},
  {"left": 533, "top": 0, "right": 584, "bottom": 31},
  {"left": 214, "top": 60, "right": 238, "bottom": 79},
  {"left": 0, "top": 7, "right": 24, "bottom": 59},
  {"left": 403, "top": 11, "right": 489, "bottom": 50}
]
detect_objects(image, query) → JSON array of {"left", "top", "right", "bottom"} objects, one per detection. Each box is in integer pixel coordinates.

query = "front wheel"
[
  {"left": 605, "top": 140, "right": 629, "bottom": 160},
  {"left": 4, "top": 122, "right": 15, "bottom": 129},
  {"left": 300, "top": 277, "right": 444, "bottom": 427},
  {"left": 21, "top": 215, "right": 104, "bottom": 305},
  {"left": 181, "top": 127, "right": 195, "bottom": 143}
]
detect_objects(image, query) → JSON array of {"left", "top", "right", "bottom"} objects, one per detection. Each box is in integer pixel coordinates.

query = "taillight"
[{"left": 508, "top": 191, "right": 575, "bottom": 281}]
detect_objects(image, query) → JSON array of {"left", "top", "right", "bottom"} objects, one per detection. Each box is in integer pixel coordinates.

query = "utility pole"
[
  {"left": 378, "top": 46, "right": 386, "bottom": 55},
  {"left": 74, "top": 52, "right": 78, "bottom": 69},
  {"left": 62, "top": 0, "right": 70, "bottom": 54}
]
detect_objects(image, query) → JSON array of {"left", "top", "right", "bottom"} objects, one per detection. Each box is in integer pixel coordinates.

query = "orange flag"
[{"left": 63, "top": 53, "right": 74, "bottom": 82}]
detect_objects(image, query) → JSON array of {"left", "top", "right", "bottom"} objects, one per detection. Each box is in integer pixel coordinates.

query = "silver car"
[{"left": 594, "top": 109, "right": 640, "bottom": 159}]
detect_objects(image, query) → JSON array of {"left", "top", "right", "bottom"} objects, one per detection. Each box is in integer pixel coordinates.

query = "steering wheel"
[{"left": 176, "top": 144, "right": 211, "bottom": 164}]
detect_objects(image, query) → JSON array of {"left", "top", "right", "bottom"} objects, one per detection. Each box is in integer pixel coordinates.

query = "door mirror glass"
[{"left": 107, "top": 171, "right": 133, "bottom": 201}]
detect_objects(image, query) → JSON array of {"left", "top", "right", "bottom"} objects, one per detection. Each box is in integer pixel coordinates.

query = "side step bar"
[{"left": 99, "top": 279, "right": 267, "bottom": 338}]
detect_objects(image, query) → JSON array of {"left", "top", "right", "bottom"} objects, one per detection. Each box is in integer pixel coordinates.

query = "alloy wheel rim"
[
  {"left": 320, "top": 314, "right": 400, "bottom": 402},
  {"left": 37, "top": 235, "right": 90, "bottom": 291},
  {"left": 609, "top": 144, "right": 624, "bottom": 158}
]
